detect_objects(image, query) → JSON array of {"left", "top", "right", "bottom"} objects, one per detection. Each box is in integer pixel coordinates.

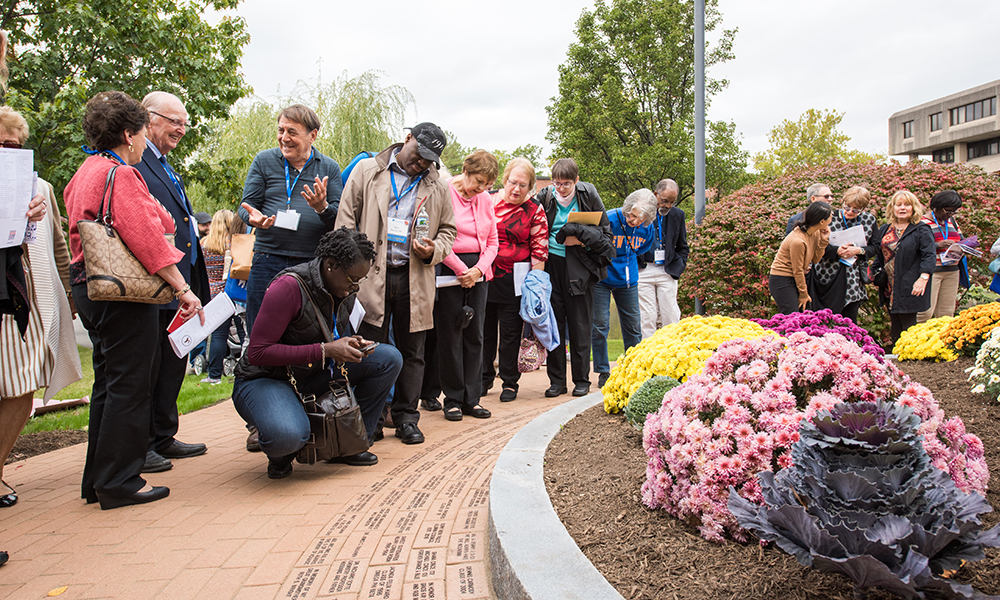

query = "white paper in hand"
[{"left": 168, "top": 293, "right": 237, "bottom": 358}]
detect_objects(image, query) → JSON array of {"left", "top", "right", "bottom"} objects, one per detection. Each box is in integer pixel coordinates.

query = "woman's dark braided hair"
[{"left": 315, "top": 227, "right": 375, "bottom": 269}]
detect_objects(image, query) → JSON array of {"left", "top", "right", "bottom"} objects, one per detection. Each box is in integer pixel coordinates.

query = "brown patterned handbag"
[{"left": 77, "top": 165, "right": 175, "bottom": 303}]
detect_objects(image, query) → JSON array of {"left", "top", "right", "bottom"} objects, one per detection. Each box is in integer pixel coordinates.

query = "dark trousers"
[
  {"left": 890, "top": 312, "right": 918, "bottom": 346},
  {"left": 358, "top": 266, "right": 426, "bottom": 425},
  {"left": 842, "top": 300, "right": 862, "bottom": 324},
  {"left": 769, "top": 274, "right": 801, "bottom": 315},
  {"left": 483, "top": 299, "right": 524, "bottom": 392},
  {"left": 149, "top": 309, "right": 188, "bottom": 453},
  {"left": 208, "top": 314, "right": 245, "bottom": 379},
  {"left": 546, "top": 255, "right": 593, "bottom": 387},
  {"left": 435, "top": 280, "right": 488, "bottom": 410},
  {"left": 73, "top": 283, "right": 158, "bottom": 501},
  {"left": 421, "top": 327, "right": 441, "bottom": 401}
]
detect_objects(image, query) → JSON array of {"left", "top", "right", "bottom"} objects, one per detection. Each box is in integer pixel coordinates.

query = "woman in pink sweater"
[
  {"left": 65, "top": 91, "right": 203, "bottom": 510},
  {"left": 433, "top": 150, "right": 499, "bottom": 421}
]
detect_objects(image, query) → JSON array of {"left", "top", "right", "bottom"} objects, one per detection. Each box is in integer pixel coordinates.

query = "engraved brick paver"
[{"left": 0, "top": 367, "right": 589, "bottom": 598}]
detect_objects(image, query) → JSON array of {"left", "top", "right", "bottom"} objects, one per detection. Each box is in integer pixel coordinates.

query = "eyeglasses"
[
  {"left": 552, "top": 180, "right": 575, "bottom": 190},
  {"left": 150, "top": 111, "right": 189, "bottom": 129},
  {"left": 0, "top": 140, "right": 22, "bottom": 149},
  {"left": 343, "top": 269, "right": 368, "bottom": 287},
  {"left": 842, "top": 205, "right": 862, "bottom": 215},
  {"left": 816, "top": 194, "right": 836, "bottom": 200}
]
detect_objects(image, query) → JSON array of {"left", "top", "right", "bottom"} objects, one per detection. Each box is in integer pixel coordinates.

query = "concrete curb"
[{"left": 489, "top": 393, "right": 625, "bottom": 600}]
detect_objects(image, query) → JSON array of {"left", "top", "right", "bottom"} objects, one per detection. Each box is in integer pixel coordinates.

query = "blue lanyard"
[
  {"left": 931, "top": 212, "right": 949, "bottom": 240},
  {"left": 389, "top": 169, "right": 422, "bottom": 210},
  {"left": 283, "top": 149, "right": 314, "bottom": 208},
  {"left": 616, "top": 212, "right": 640, "bottom": 256}
]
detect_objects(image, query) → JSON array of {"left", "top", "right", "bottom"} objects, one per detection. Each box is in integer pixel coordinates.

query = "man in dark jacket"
[
  {"left": 637, "top": 179, "right": 688, "bottom": 339},
  {"left": 535, "top": 158, "right": 615, "bottom": 397},
  {"left": 136, "top": 91, "right": 210, "bottom": 473}
]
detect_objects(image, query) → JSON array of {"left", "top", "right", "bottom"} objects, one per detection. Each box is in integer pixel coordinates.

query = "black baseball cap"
[
  {"left": 193, "top": 212, "right": 212, "bottom": 224},
  {"left": 407, "top": 123, "right": 447, "bottom": 167}
]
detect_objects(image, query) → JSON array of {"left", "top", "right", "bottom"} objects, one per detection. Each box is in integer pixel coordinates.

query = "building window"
[
  {"left": 967, "top": 136, "right": 1000, "bottom": 160},
  {"left": 930, "top": 112, "right": 942, "bottom": 131},
  {"left": 950, "top": 96, "right": 997, "bottom": 125},
  {"left": 902, "top": 121, "right": 913, "bottom": 138},
  {"left": 932, "top": 148, "right": 954, "bottom": 164}
]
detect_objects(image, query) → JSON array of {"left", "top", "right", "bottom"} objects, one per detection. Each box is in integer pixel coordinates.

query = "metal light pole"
[{"left": 694, "top": 0, "right": 706, "bottom": 315}]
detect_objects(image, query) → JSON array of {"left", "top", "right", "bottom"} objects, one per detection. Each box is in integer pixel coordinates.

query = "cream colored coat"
[{"left": 335, "top": 144, "right": 457, "bottom": 332}]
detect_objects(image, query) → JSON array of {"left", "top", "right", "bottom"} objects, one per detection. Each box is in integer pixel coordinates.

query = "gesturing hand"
[
  {"left": 302, "top": 176, "right": 329, "bottom": 213},
  {"left": 240, "top": 202, "right": 275, "bottom": 229}
]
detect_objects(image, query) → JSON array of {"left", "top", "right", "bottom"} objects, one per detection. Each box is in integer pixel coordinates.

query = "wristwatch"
[{"left": 920, "top": 273, "right": 930, "bottom": 280}]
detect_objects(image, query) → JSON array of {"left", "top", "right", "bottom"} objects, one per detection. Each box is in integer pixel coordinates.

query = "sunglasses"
[
  {"left": 842, "top": 205, "right": 862, "bottom": 215},
  {"left": 0, "top": 140, "right": 22, "bottom": 149}
]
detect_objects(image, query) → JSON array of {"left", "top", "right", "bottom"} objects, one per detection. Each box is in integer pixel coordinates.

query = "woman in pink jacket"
[{"left": 436, "top": 150, "right": 499, "bottom": 421}]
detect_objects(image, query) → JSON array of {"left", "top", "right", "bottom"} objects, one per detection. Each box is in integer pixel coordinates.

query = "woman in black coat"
[{"left": 870, "top": 190, "right": 936, "bottom": 346}]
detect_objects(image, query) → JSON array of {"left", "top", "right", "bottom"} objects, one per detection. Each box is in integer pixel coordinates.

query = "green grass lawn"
[
  {"left": 23, "top": 346, "right": 235, "bottom": 435},
  {"left": 606, "top": 339, "right": 625, "bottom": 362}
]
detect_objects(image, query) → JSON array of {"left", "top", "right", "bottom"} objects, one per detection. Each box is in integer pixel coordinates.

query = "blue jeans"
[
  {"left": 591, "top": 282, "right": 642, "bottom": 374},
  {"left": 246, "top": 252, "right": 311, "bottom": 334},
  {"left": 207, "top": 315, "right": 245, "bottom": 379},
  {"left": 232, "top": 344, "right": 402, "bottom": 458}
]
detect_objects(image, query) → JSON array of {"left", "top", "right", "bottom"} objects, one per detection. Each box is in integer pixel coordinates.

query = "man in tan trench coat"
[{"left": 335, "top": 123, "right": 456, "bottom": 445}]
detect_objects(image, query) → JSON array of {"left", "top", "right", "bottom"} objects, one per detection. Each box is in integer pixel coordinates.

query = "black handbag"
[{"left": 286, "top": 275, "right": 370, "bottom": 464}]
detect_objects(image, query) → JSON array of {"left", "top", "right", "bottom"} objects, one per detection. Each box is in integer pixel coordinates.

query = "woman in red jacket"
[{"left": 65, "top": 91, "right": 203, "bottom": 510}]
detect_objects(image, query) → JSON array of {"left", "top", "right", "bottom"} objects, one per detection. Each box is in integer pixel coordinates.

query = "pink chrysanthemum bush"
[
  {"left": 641, "top": 331, "right": 989, "bottom": 544},
  {"left": 751, "top": 309, "right": 884, "bottom": 361}
]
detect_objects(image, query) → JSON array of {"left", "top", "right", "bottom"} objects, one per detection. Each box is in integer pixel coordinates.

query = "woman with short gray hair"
[{"left": 592, "top": 188, "right": 658, "bottom": 389}]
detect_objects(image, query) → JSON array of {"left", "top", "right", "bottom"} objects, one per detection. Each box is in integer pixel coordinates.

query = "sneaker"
[{"left": 201, "top": 377, "right": 221, "bottom": 385}]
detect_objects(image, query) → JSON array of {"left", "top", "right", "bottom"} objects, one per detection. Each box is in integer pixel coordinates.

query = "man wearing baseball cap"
[
  {"left": 193, "top": 212, "right": 212, "bottom": 237},
  {"left": 335, "top": 123, "right": 457, "bottom": 445}
]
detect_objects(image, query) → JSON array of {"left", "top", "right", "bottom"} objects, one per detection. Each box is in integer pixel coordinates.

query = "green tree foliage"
[
  {"left": 546, "top": 0, "right": 749, "bottom": 208},
  {"left": 752, "top": 109, "right": 882, "bottom": 179},
  {"left": 682, "top": 159, "right": 1000, "bottom": 342},
  {"left": 186, "top": 70, "right": 415, "bottom": 213},
  {"left": 439, "top": 132, "right": 542, "bottom": 189},
  {"left": 3, "top": 0, "right": 250, "bottom": 193}
]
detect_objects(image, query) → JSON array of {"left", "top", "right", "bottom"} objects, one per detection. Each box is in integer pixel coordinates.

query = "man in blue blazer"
[{"left": 136, "top": 91, "right": 210, "bottom": 473}]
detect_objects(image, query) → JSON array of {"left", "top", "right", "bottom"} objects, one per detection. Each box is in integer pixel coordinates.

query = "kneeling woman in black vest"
[{"left": 233, "top": 228, "right": 402, "bottom": 479}]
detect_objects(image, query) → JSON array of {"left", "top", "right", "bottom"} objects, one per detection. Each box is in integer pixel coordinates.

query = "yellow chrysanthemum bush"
[
  {"left": 893, "top": 316, "right": 958, "bottom": 362},
  {"left": 940, "top": 302, "right": 1000, "bottom": 357},
  {"left": 601, "top": 315, "right": 773, "bottom": 413}
]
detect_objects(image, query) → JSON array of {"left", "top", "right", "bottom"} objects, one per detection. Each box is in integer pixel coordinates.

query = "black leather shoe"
[
  {"left": 0, "top": 550, "right": 8, "bottom": 566},
  {"left": 462, "top": 404, "right": 491, "bottom": 419},
  {"left": 500, "top": 388, "right": 517, "bottom": 402},
  {"left": 545, "top": 385, "right": 567, "bottom": 398},
  {"left": 572, "top": 383, "right": 591, "bottom": 396},
  {"left": 328, "top": 452, "right": 378, "bottom": 466},
  {"left": 0, "top": 481, "right": 17, "bottom": 508},
  {"left": 444, "top": 408, "right": 463, "bottom": 422},
  {"left": 395, "top": 422, "right": 425, "bottom": 444},
  {"left": 159, "top": 440, "right": 207, "bottom": 459},
  {"left": 598, "top": 372, "right": 610, "bottom": 388},
  {"left": 267, "top": 453, "right": 295, "bottom": 479},
  {"left": 246, "top": 428, "right": 261, "bottom": 452},
  {"left": 97, "top": 486, "right": 170, "bottom": 510},
  {"left": 420, "top": 397, "right": 443, "bottom": 411},
  {"left": 372, "top": 429, "right": 384, "bottom": 442},
  {"left": 141, "top": 451, "right": 172, "bottom": 474}
]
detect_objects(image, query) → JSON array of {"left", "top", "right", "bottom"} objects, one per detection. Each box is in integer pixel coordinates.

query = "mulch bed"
[
  {"left": 6, "top": 430, "right": 87, "bottom": 465},
  {"left": 545, "top": 357, "right": 1000, "bottom": 600}
]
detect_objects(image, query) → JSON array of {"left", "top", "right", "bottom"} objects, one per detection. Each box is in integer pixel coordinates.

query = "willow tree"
[
  {"left": 186, "top": 70, "right": 415, "bottom": 213},
  {"left": 546, "top": 0, "right": 748, "bottom": 207}
]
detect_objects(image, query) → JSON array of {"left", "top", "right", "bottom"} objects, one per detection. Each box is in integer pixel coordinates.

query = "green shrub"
[
  {"left": 623, "top": 375, "right": 680, "bottom": 430},
  {"left": 681, "top": 159, "right": 1000, "bottom": 342}
]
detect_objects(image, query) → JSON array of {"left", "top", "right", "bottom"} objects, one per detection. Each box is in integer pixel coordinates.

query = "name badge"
[
  {"left": 654, "top": 249, "right": 666, "bottom": 265},
  {"left": 388, "top": 217, "right": 409, "bottom": 244},
  {"left": 274, "top": 209, "right": 300, "bottom": 231}
]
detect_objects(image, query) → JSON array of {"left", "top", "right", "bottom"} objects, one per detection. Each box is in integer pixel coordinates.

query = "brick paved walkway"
[{"left": 0, "top": 368, "right": 589, "bottom": 600}]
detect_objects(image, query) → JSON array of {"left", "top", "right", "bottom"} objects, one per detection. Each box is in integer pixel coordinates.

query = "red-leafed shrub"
[{"left": 680, "top": 160, "right": 1000, "bottom": 342}]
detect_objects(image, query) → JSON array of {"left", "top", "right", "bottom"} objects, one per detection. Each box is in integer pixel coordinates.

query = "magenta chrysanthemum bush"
[
  {"left": 641, "top": 331, "right": 989, "bottom": 544},
  {"left": 751, "top": 309, "right": 884, "bottom": 361}
]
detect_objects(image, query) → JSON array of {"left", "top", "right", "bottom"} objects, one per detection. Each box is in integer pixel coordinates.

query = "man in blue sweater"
[{"left": 592, "top": 189, "right": 658, "bottom": 388}]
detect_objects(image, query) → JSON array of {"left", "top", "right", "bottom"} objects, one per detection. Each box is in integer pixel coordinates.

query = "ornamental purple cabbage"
[{"left": 729, "top": 401, "right": 1000, "bottom": 600}]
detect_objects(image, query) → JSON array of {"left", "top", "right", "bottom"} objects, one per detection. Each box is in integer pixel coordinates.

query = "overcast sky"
[{"left": 233, "top": 0, "right": 999, "bottom": 163}]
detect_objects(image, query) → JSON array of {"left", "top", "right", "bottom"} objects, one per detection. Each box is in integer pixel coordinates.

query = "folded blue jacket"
[{"left": 519, "top": 270, "right": 560, "bottom": 351}]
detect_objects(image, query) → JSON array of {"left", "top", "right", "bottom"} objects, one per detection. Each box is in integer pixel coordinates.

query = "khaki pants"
[{"left": 917, "top": 270, "right": 960, "bottom": 323}]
